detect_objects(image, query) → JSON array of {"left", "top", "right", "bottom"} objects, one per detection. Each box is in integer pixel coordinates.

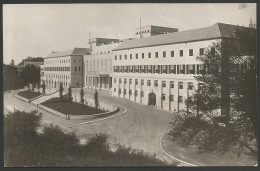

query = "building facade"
[
  {"left": 41, "top": 22, "right": 242, "bottom": 112},
  {"left": 83, "top": 38, "right": 120, "bottom": 90},
  {"left": 112, "top": 23, "right": 239, "bottom": 112},
  {"left": 42, "top": 48, "right": 90, "bottom": 88}
]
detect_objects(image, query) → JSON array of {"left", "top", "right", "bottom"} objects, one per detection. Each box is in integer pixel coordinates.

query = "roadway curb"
[
  {"left": 159, "top": 129, "right": 196, "bottom": 167},
  {"left": 68, "top": 104, "right": 127, "bottom": 128}
]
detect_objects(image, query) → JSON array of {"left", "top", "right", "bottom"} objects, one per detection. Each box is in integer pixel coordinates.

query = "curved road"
[{"left": 4, "top": 89, "right": 178, "bottom": 164}]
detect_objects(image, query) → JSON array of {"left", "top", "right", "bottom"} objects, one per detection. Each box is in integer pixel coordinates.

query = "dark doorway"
[{"left": 148, "top": 92, "right": 156, "bottom": 106}]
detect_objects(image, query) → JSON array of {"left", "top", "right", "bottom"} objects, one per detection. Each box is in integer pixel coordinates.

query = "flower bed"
[
  {"left": 41, "top": 96, "right": 106, "bottom": 115},
  {"left": 17, "top": 90, "right": 42, "bottom": 100}
]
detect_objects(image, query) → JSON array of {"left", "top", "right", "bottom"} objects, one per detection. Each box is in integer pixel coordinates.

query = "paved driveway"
[{"left": 4, "top": 89, "right": 174, "bottom": 160}]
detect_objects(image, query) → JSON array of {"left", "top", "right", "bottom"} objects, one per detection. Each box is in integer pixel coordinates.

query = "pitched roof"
[
  {"left": 113, "top": 23, "right": 241, "bottom": 51},
  {"left": 46, "top": 48, "right": 90, "bottom": 58}
]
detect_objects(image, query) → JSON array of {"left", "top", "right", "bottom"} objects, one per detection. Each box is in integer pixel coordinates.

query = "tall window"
[
  {"left": 120, "top": 55, "right": 122, "bottom": 60},
  {"left": 114, "top": 78, "right": 116, "bottom": 83},
  {"left": 124, "top": 78, "right": 127, "bottom": 84},
  {"left": 136, "top": 54, "right": 138, "bottom": 59},
  {"left": 179, "top": 50, "right": 183, "bottom": 57},
  {"left": 142, "top": 53, "right": 144, "bottom": 59},
  {"left": 129, "top": 79, "right": 132, "bottom": 84},
  {"left": 163, "top": 51, "right": 166, "bottom": 57},
  {"left": 162, "top": 94, "right": 166, "bottom": 101},
  {"left": 178, "top": 96, "right": 183, "bottom": 103},
  {"left": 162, "top": 81, "right": 166, "bottom": 87},
  {"left": 130, "top": 54, "right": 132, "bottom": 59},
  {"left": 148, "top": 52, "right": 151, "bottom": 58},
  {"left": 141, "top": 79, "right": 144, "bottom": 85},
  {"left": 135, "top": 90, "right": 138, "bottom": 96},
  {"left": 135, "top": 79, "right": 138, "bottom": 85},
  {"left": 147, "top": 80, "right": 151, "bottom": 86},
  {"left": 141, "top": 91, "right": 144, "bottom": 97},
  {"left": 188, "top": 82, "right": 194, "bottom": 90},
  {"left": 179, "top": 82, "right": 183, "bottom": 89},
  {"left": 125, "top": 54, "right": 127, "bottom": 59},
  {"left": 171, "top": 51, "right": 174, "bottom": 57},
  {"left": 115, "top": 55, "right": 117, "bottom": 60},
  {"left": 75, "top": 66, "right": 77, "bottom": 71},
  {"left": 154, "top": 80, "right": 158, "bottom": 87},
  {"left": 155, "top": 52, "right": 158, "bottom": 58},
  {"left": 170, "top": 81, "right": 174, "bottom": 88},
  {"left": 189, "top": 49, "right": 193, "bottom": 56},
  {"left": 129, "top": 90, "right": 132, "bottom": 95},
  {"left": 199, "top": 48, "right": 204, "bottom": 55}
]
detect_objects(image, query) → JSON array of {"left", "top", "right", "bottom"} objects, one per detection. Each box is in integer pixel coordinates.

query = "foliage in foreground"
[{"left": 4, "top": 110, "right": 167, "bottom": 167}]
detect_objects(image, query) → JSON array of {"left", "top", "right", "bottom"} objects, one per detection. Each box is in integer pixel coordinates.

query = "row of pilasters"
[{"left": 85, "top": 75, "right": 112, "bottom": 89}]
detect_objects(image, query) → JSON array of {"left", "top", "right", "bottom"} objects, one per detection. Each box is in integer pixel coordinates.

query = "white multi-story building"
[
  {"left": 42, "top": 48, "right": 90, "bottom": 88},
  {"left": 112, "top": 23, "right": 239, "bottom": 112},
  {"left": 41, "top": 22, "right": 242, "bottom": 112}
]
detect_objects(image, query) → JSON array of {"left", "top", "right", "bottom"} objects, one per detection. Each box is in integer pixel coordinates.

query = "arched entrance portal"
[{"left": 148, "top": 92, "right": 156, "bottom": 106}]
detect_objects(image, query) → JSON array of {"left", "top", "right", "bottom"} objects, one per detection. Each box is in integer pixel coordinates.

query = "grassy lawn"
[
  {"left": 161, "top": 133, "right": 257, "bottom": 166},
  {"left": 17, "top": 90, "right": 42, "bottom": 100},
  {"left": 41, "top": 96, "right": 106, "bottom": 115}
]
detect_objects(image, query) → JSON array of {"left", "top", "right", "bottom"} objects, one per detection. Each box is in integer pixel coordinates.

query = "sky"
[{"left": 3, "top": 3, "right": 256, "bottom": 65}]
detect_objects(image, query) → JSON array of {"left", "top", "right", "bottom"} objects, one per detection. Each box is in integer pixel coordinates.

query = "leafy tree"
[
  {"left": 32, "top": 83, "right": 35, "bottom": 93},
  {"left": 68, "top": 86, "right": 72, "bottom": 103},
  {"left": 170, "top": 22, "right": 257, "bottom": 156},
  {"left": 59, "top": 83, "right": 63, "bottom": 101},
  {"left": 80, "top": 87, "right": 84, "bottom": 106},
  {"left": 22, "top": 64, "right": 40, "bottom": 85},
  {"left": 42, "top": 82, "right": 45, "bottom": 94},
  {"left": 94, "top": 90, "right": 99, "bottom": 113}
]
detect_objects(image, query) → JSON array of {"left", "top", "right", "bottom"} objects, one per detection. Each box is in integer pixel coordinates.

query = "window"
[
  {"left": 163, "top": 51, "right": 166, "bottom": 57},
  {"left": 189, "top": 49, "right": 193, "bottom": 56},
  {"left": 74, "top": 59, "right": 76, "bottom": 63},
  {"left": 129, "top": 90, "right": 132, "bottom": 95},
  {"left": 147, "top": 80, "right": 151, "bottom": 86},
  {"left": 162, "top": 81, "right": 166, "bottom": 87},
  {"left": 170, "top": 81, "right": 174, "bottom": 88},
  {"left": 124, "top": 78, "right": 127, "bottom": 84},
  {"left": 170, "top": 95, "right": 174, "bottom": 101},
  {"left": 171, "top": 51, "right": 174, "bottom": 57},
  {"left": 135, "top": 90, "right": 138, "bottom": 96},
  {"left": 141, "top": 91, "right": 144, "bottom": 97},
  {"left": 124, "top": 89, "right": 126, "bottom": 95},
  {"left": 188, "top": 82, "right": 193, "bottom": 90},
  {"left": 155, "top": 52, "right": 158, "bottom": 58},
  {"left": 119, "top": 89, "right": 121, "bottom": 94},
  {"left": 120, "top": 55, "right": 122, "bottom": 60},
  {"left": 115, "top": 55, "right": 117, "bottom": 60},
  {"left": 129, "top": 79, "right": 132, "bottom": 84},
  {"left": 114, "top": 78, "right": 116, "bottom": 83},
  {"left": 162, "top": 94, "right": 166, "bottom": 101},
  {"left": 178, "top": 96, "right": 183, "bottom": 103},
  {"left": 125, "top": 55, "right": 127, "bottom": 60},
  {"left": 119, "top": 78, "right": 122, "bottom": 84},
  {"left": 135, "top": 79, "right": 138, "bottom": 85},
  {"left": 154, "top": 80, "right": 158, "bottom": 87},
  {"left": 75, "top": 66, "right": 77, "bottom": 71},
  {"left": 179, "top": 82, "right": 183, "bottom": 89},
  {"left": 130, "top": 54, "right": 132, "bottom": 59},
  {"left": 180, "top": 50, "right": 183, "bottom": 57},
  {"left": 140, "top": 79, "right": 144, "bottom": 85},
  {"left": 148, "top": 52, "right": 151, "bottom": 58},
  {"left": 142, "top": 53, "right": 144, "bottom": 59},
  {"left": 199, "top": 48, "right": 204, "bottom": 55},
  {"left": 136, "top": 54, "right": 138, "bottom": 59}
]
